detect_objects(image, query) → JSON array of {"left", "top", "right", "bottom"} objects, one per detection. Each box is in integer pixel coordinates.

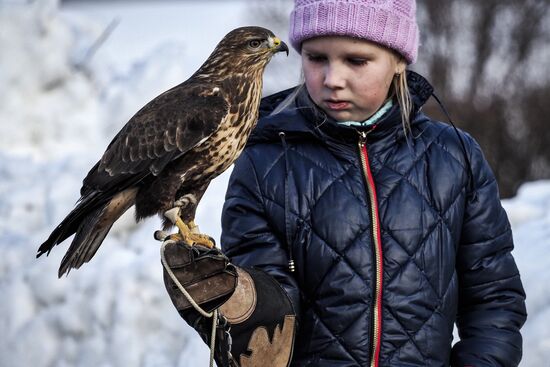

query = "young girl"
[{"left": 163, "top": 1, "right": 527, "bottom": 366}]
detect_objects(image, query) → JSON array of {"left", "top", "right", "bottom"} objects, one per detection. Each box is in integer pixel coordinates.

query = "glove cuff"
[
  {"left": 219, "top": 267, "right": 257, "bottom": 324},
  {"left": 224, "top": 267, "right": 296, "bottom": 367}
]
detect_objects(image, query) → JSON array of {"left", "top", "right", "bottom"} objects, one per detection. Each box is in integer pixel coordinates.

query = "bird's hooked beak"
[{"left": 270, "top": 36, "right": 289, "bottom": 56}]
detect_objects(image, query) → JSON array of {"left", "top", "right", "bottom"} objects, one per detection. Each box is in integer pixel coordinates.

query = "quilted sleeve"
[
  {"left": 221, "top": 150, "right": 302, "bottom": 320},
  {"left": 451, "top": 135, "right": 527, "bottom": 367}
]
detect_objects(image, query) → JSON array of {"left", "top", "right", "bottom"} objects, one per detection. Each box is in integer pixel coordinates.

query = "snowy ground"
[{"left": 0, "top": 1, "right": 548, "bottom": 366}]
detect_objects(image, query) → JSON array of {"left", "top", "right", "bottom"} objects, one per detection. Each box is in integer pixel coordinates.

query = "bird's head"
[
  {"left": 222, "top": 26, "right": 289, "bottom": 58},
  {"left": 197, "top": 26, "right": 289, "bottom": 77}
]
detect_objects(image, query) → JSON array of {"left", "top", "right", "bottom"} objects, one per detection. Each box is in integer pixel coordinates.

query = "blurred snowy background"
[{"left": 0, "top": 0, "right": 548, "bottom": 366}]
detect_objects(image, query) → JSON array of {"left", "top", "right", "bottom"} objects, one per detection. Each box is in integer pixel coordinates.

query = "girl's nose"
[{"left": 323, "top": 64, "right": 345, "bottom": 89}]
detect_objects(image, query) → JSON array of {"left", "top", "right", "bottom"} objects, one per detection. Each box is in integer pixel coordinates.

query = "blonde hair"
[
  {"left": 269, "top": 76, "right": 305, "bottom": 116},
  {"left": 392, "top": 70, "right": 413, "bottom": 136}
]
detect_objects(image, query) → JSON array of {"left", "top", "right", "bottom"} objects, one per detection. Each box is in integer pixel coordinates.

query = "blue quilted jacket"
[{"left": 221, "top": 72, "right": 526, "bottom": 366}]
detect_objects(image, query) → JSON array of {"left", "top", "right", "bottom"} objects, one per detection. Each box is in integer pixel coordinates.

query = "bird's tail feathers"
[
  {"left": 57, "top": 206, "right": 113, "bottom": 277},
  {"left": 37, "top": 192, "right": 102, "bottom": 258},
  {"left": 56, "top": 188, "right": 138, "bottom": 277},
  {"left": 37, "top": 188, "right": 138, "bottom": 277}
]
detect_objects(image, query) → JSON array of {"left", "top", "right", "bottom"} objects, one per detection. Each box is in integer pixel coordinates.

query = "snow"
[
  {"left": 502, "top": 182, "right": 550, "bottom": 367},
  {"left": 0, "top": 1, "right": 548, "bottom": 366}
]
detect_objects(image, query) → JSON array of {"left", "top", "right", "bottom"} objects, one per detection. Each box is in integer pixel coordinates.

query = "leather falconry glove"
[{"left": 162, "top": 241, "right": 296, "bottom": 367}]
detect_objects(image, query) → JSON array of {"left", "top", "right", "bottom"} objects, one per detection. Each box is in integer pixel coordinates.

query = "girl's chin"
[
  {"left": 322, "top": 108, "right": 350, "bottom": 121},
  {"left": 326, "top": 110, "right": 368, "bottom": 123}
]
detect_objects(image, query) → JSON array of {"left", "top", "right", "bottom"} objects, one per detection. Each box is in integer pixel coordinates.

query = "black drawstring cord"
[
  {"left": 278, "top": 131, "right": 296, "bottom": 272},
  {"left": 431, "top": 92, "right": 478, "bottom": 202}
]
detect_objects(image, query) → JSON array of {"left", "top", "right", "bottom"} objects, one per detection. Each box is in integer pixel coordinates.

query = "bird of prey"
[{"left": 37, "top": 26, "right": 288, "bottom": 277}]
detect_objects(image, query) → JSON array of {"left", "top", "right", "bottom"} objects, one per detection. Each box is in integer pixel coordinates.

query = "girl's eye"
[
  {"left": 249, "top": 39, "right": 262, "bottom": 48},
  {"left": 348, "top": 58, "right": 367, "bottom": 66},
  {"left": 306, "top": 54, "right": 326, "bottom": 63}
]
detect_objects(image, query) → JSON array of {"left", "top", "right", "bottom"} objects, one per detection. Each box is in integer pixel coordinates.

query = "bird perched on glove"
[{"left": 37, "top": 26, "right": 289, "bottom": 277}]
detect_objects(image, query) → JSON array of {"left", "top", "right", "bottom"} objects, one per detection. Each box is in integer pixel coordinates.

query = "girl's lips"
[{"left": 325, "top": 100, "right": 350, "bottom": 110}]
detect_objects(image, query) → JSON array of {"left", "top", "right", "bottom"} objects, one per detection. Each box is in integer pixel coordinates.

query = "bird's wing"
[{"left": 83, "top": 83, "right": 229, "bottom": 191}]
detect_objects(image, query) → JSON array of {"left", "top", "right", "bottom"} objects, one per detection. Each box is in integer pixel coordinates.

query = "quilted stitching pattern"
[
  {"left": 222, "top": 76, "right": 525, "bottom": 366},
  {"left": 242, "top": 120, "right": 466, "bottom": 365}
]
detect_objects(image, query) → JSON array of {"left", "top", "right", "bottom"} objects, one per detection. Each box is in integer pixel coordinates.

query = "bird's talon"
[
  {"left": 187, "top": 233, "right": 216, "bottom": 248},
  {"left": 208, "top": 236, "right": 216, "bottom": 247},
  {"left": 154, "top": 230, "right": 169, "bottom": 241},
  {"left": 155, "top": 229, "right": 196, "bottom": 246},
  {"left": 161, "top": 209, "right": 215, "bottom": 248}
]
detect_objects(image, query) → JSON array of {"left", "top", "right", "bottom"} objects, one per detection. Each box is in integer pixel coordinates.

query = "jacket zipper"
[{"left": 358, "top": 131, "right": 383, "bottom": 367}]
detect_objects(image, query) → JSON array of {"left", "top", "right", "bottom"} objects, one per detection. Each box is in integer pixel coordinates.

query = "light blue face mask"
[{"left": 337, "top": 99, "right": 393, "bottom": 128}]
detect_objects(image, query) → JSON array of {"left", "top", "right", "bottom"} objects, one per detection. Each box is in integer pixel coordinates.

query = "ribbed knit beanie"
[{"left": 289, "top": 0, "right": 419, "bottom": 64}]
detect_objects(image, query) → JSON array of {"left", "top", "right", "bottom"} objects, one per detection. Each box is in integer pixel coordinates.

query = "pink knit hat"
[{"left": 289, "top": 0, "right": 419, "bottom": 64}]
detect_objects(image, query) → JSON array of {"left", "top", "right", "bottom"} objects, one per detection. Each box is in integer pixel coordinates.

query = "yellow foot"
[
  {"left": 154, "top": 230, "right": 187, "bottom": 243},
  {"left": 163, "top": 208, "right": 215, "bottom": 248},
  {"left": 187, "top": 232, "right": 216, "bottom": 248}
]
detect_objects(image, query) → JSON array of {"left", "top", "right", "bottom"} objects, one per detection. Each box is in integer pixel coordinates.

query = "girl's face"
[{"left": 301, "top": 36, "right": 406, "bottom": 122}]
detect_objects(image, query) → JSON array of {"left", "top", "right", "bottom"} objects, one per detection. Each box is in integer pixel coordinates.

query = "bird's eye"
[{"left": 248, "top": 39, "right": 262, "bottom": 48}]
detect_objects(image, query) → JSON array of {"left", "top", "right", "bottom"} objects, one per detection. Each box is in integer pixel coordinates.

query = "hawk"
[{"left": 37, "top": 26, "right": 288, "bottom": 277}]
